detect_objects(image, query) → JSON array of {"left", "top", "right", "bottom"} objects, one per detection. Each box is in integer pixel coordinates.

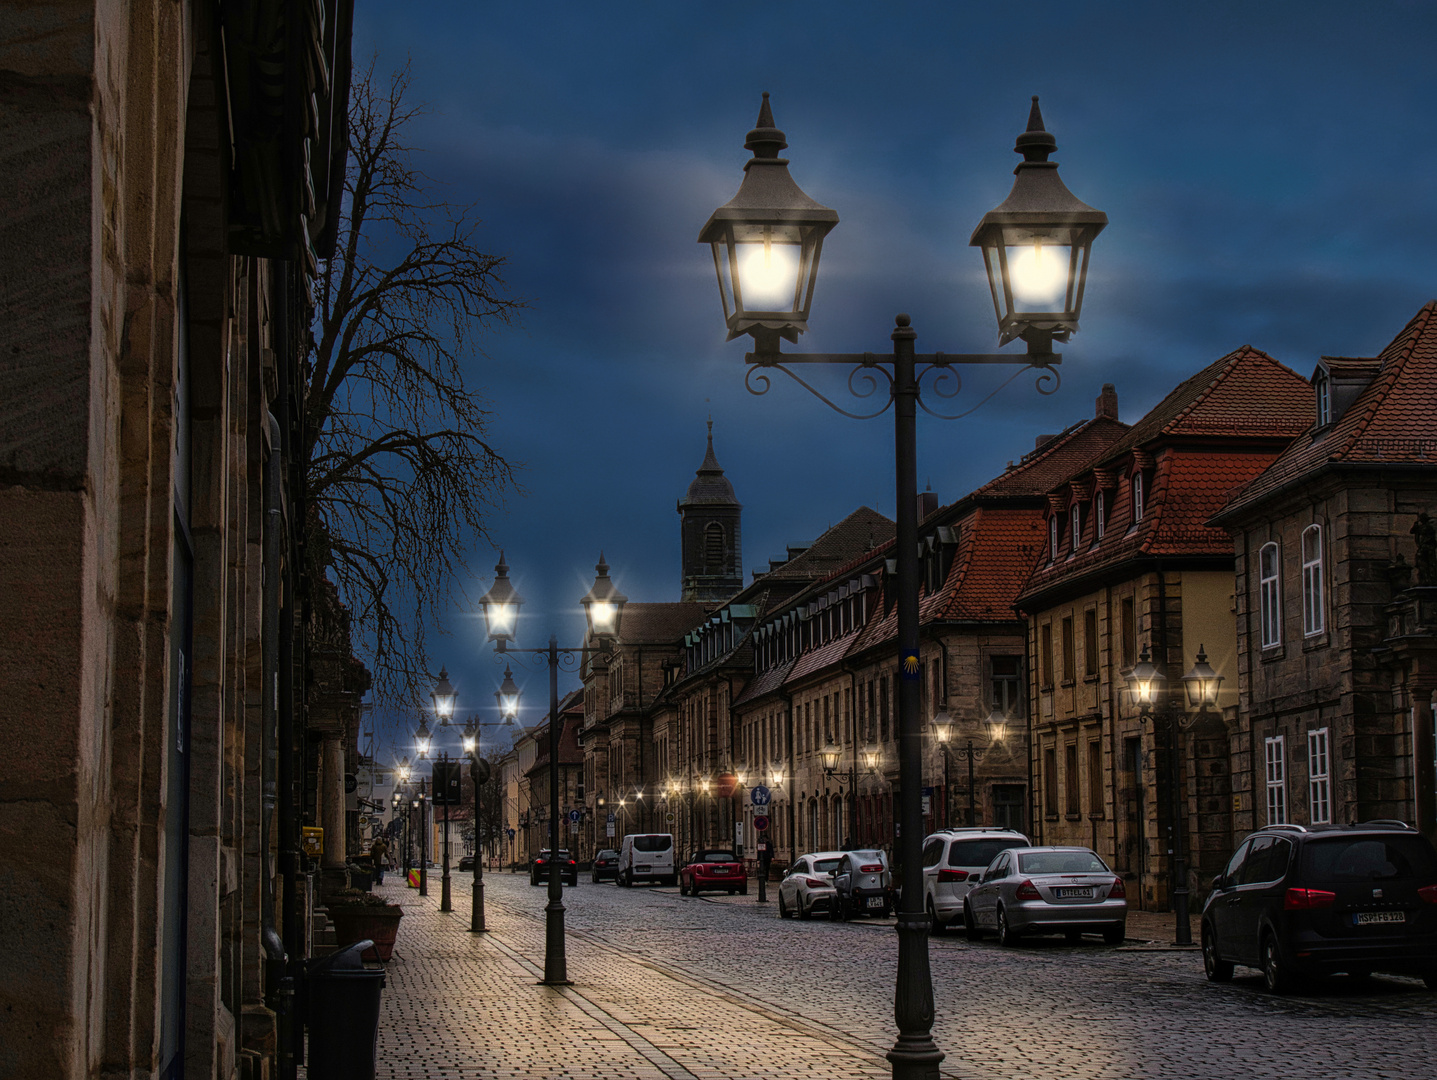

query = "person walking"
[{"left": 370, "top": 834, "right": 390, "bottom": 885}]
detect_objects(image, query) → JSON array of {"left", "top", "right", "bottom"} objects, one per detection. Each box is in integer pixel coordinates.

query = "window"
[
  {"left": 704, "top": 521, "right": 725, "bottom": 566},
  {"left": 1049, "top": 515, "right": 1060, "bottom": 563},
  {"left": 1071, "top": 503, "right": 1083, "bottom": 554},
  {"left": 1265, "top": 735, "right": 1287, "bottom": 825},
  {"left": 1083, "top": 609, "right": 1098, "bottom": 678},
  {"left": 1087, "top": 740, "right": 1102, "bottom": 816},
  {"left": 1061, "top": 616, "right": 1075, "bottom": 683},
  {"left": 991, "top": 656, "right": 1022, "bottom": 717},
  {"left": 1259, "top": 542, "right": 1282, "bottom": 648},
  {"left": 1065, "top": 743, "right": 1080, "bottom": 815},
  {"left": 1132, "top": 472, "right": 1145, "bottom": 525},
  {"left": 1121, "top": 597, "right": 1136, "bottom": 668},
  {"left": 1302, "top": 524, "right": 1325, "bottom": 637},
  {"left": 1044, "top": 747, "right": 1058, "bottom": 816},
  {"left": 1308, "top": 727, "right": 1331, "bottom": 824},
  {"left": 1040, "top": 625, "right": 1053, "bottom": 688},
  {"left": 879, "top": 675, "right": 890, "bottom": 742},
  {"left": 1094, "top": 490, "right": 1106, "bottom": 542},
  {"left": 1315, "top": 371, "right": 1331, "bottom": 426}
]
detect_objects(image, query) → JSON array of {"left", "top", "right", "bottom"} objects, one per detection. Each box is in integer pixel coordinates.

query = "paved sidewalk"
[{"left": 341, "top": 880, "right": 892, "bottom": 1080}]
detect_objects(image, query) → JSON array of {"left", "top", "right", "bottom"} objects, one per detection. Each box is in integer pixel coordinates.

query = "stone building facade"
[
  {"left": 1016, "top": 348, "right": 1312, "bottom": 910},
  {"left": 0, "top": 3, "right": 354, "bottom": 1076},
  {"left": 1214, "top": 301, "right": 1437, "bottom": 843}
]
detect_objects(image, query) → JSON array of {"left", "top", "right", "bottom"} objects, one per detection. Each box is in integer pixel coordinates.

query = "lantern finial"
[
  {"left": 1015, "top": 96, "right": 1057, "bottom": 162},
  {"left": 745, "top": 92, "right": 787, "bottom": 160}
]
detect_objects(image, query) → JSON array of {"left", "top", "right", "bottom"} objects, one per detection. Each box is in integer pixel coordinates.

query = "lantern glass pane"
[
  {"left": 589, "top": 601, "right": 616, "bottom": 636},
  {"left": 1006, "top": 242, "right": 1074, "bottom": 311},
  {"left": 487, "top": 603, "right": 516, "bottom": 638},
  {"left": 732, "top": 223, "right": 804, "bottom": 313},
  {"left": 711, "top": 239, "right": 735, "bottom": 322},
  {"left": 499, "top": 693, "right": 519, "bottom": 719}
]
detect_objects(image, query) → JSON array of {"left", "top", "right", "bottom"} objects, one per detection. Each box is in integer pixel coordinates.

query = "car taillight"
[
  {"left": 805, "top": 877, "right": 828, "bottom": 888},
  {"left": 936, "top": 869, "right": 969, "bottom": 883},
  {"left": 568, "top": 860, "right": 576, "bottom": 866},
  {"left": 860, "top": 864, "right": 883, "bottom": 873},
  {"left": 1419, "top": 884, "right": 1437, "bottom": 904},
  {"left": 1109, "top": 877, "right": 1126, "bottom": 899},
  {"left": 1015, "top": 879, "right": 1041, "bottom": 900},
  {"left": 1284, "top": 887, "right": 1336, "bottom": 910}
]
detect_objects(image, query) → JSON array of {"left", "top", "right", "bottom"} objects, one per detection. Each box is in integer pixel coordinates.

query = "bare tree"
[{"left": 308, "top": 59, "right": 522, "bottom": 704}]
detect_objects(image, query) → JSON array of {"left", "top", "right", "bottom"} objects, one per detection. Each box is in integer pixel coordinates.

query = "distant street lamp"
[
  {"left": 700, "top": 93, "right": 1106, "bottom": 1080},
  {"left": 821, "top": 738, "right": 880, "bottom": 845},
  {"left": 1126, "top": 643, "right": 1224, "bottom": 947},
  {"left": 476, "top": 553, "right": 628, "bottom": 985},
  {"left": 932, "top": 705, "right": 1007, "bottom": 827}
]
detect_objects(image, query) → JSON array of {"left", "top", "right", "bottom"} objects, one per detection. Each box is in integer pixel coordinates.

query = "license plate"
[
  {"left": 712, "top": 868, "right": 728, "bottom": 874},
  {"left": 867, "top": 896, "right": 884, "bottom": 909},
  {"left": 636, "top": 865, "right": 650, "bottom": 873},
  {"left": 1355, "top": 911, "right": 1405, "bottom": 925},
  {"left": 1054, "top": 887, "right": 1093, "bottom": 899}
]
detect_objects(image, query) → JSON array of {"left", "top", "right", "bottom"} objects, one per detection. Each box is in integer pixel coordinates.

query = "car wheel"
[
  {"left": 1202, "top": 925, "right": 1234, "bottom": 982},
  {"left": 740, "top": 884, "right": 748, "bottom": 896},
  {"left": 798, "top": 898, "right": 811, "bottom": 921},
  {"left": 1102, "top": 924, "right": 1125, "bottom": 945},
  {"left": 778, "top": 893, "right": 790, "bottom": 918},
  {"left": 840, "top": 896, "right": 853, "bottom": 922},
  {"left": 927, "top": 899, "right": 945, "bottom": 935},
  {"left": 997, "top": 905, "right": 1019, "bottom": 947},
  {"left": 679, "top": 879, "right": 689, "bottom": 896},
  {"left": 1064, "top": 929, "right": 1083, "bottom": 944},
  {"left": 963, "top": 900, "right": 981, "bottom": 940},
  {"left": 1261, "top": 934, "right": 1294, "bottom": 995},
  {"left": 621, "top": 871, "right": 631, "bottom": 888}
]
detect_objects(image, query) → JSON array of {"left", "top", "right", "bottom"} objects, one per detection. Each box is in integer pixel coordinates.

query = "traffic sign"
[
  {"left": 750, "top": 784, "right": 771, "bottom": 807},
  {"left": 607, "top": 812, "right": 616, "bottom": 824},
  {"left": 568, "top": 809, "right": 581, "bottom": 823},
  {"left": 753, "top": 815, "right": 769, "bottom": 832}
]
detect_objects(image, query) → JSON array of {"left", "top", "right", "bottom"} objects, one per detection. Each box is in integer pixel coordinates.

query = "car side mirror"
[{"left": 1211, "top": 874, "right": 1227, "bottom": 891}]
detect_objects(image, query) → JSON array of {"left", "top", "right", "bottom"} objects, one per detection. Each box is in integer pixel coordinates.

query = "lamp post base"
[
  {"left": 887, "top": 910, "right": 943, "bottom": 1080},
  {"left": 440, "top": 872, "right": 452, "bottom": 913},
  {"left": 541, "top": 892, "right": 570, "bottom": 985},
  {"left": 471, "top": 873, "right": 486, "bottom": 933}
]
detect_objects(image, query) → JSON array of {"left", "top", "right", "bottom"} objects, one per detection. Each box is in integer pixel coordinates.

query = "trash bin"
[{"left": 306, "top": 941, "right": 386, "bottom": 1080}]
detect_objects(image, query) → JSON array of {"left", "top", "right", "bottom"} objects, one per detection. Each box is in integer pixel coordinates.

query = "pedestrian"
[{"left": 370, "top": 834, "right": 389, "bottom": 885}]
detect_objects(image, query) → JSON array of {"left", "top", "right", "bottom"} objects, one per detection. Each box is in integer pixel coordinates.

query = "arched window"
[
  {"left": 1259, "top": 542, "right": 1281, "bottom": 648},
  {"left": 1302, "top": 524, "right": 1325, "bottom": 636},
  {"left": 704, "top": 521, "right": 725, "bottom": 567}
]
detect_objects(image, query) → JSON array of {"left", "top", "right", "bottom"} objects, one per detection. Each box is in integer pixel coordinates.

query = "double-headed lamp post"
[
  {"left": 700, "top": 93, "right": 1106, "bottom": 1080},
  {"left": 932, "top": 706, "right": 1008, "bottom": 827},
  {"left": 477, "top": 552, "right": 628, "bottom": 985},
  {"left": 1126, "top": 644, "right": 1223, "bottom": 947},
  {"left": 820, "top": 740, "right": 881, "bottom": 846}
]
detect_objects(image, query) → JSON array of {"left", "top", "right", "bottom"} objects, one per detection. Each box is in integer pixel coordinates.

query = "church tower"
[{"left": 678, "top": 421, "right": 743, "bottom": 602}]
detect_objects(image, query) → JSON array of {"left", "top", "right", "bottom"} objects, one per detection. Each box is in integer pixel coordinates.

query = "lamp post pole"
[
  {"left": 418, "top": 781, "right": 429, "bottom": 897},
  {"left": 440, "top": 754, "right": 453, "bottom": 913},
  {"left": 966, "top": 741, "right": 976, "bottom": 827}
]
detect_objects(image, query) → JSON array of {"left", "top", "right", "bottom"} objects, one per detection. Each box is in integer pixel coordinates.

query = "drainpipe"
[
  {"left": 262, "top": 413, "right": 286, "bottom": 982},
  {"left": 1105, "top": 584, "right": 1121, "bottom": 875},
  {"left": 782, "top": 688, "right": 796, "bottom": 863}
]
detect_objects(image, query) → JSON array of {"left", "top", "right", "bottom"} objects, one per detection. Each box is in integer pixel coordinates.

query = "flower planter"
[{"left": 327, "top": 904, "right": 404, "bottom": 962}]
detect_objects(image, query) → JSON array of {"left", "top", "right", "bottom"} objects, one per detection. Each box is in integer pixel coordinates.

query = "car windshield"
[
  {"left": 1018, "top": 850, "right": 1108, "bottom": 874},
  {"left": 633, "top": 835, "right": 672, "bottom": 852},
  {"left": 1303, "top": 835, "right": 1437, "bottom": 882},
  {"left": 812, "top": 858, "right": 841, "bottom": 873},
  {"left": 696, "top": 851, "right": 737, "bottom": 862},
  {"left": 597, "top": 851, "right": 617, "bottom": 859},
  {"left": 948, "top": 838, "right": 1027, "bottom": 868}
]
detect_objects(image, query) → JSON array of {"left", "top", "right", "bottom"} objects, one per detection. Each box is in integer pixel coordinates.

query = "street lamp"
[
  {"left": 700, "top": 93, "right": 1105, "bottom": 1080},
  {"left": 932, "top": 705, "right": 1005, "bottom": 827},
  {"left": 1126, "top": 643, "right": 1224, "bottom": 947},
  {"left": 460, "top": 711, "right": 508, "bottom": 932},
  {"left": 476, "top": 552, "right": 628, "bottom": 985},
  {"left": 822, "top": 738, "right": 879, "bottom": 847}
]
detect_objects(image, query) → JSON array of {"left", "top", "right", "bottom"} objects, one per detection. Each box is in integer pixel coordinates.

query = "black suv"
[
  {"left": 530, "top": 849, "right": 578, "bottom": 887},
  {"left": 1201, "top": 821, "right": 1437, "bottom": 993}
]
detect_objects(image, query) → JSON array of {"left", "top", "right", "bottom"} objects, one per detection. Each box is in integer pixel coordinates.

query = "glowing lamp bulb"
[{"left": 1011, "top": 244, "right": 1066, "bottom": 307}]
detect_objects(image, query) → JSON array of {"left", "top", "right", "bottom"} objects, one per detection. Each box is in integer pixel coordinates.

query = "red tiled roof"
[
  {"left": 971, "top": 417, "right": 1131, "bottom": 498},
  {"left": 617, "top": 603, "right": 711, "bottom": 644},
  {"left": 1218, "top": 301, "right": 1437, "bottom": 518},
  {"left": 938, "top": 506, "right": 1047, "bottom": 621},
  {"left": 785, "top": 627, "right": 862, "bottom": 685}
]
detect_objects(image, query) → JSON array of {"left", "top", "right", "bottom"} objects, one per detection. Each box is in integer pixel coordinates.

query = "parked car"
[
  {"left": 617, "top": 833, "right": 676, "bottom": 887},
  {"left": 530, "top": 849, "right": 578, "bottom": 887},
  {"left": 832, "top": 849, "right": 894, "bottom": 920},
  {"left": 592, "top": 848, "right": 620, "bottom": 883},
  {"left": 1200, "top": 821, "right": 1437, "bottom": 993},
  {"left": 679, "top": 849, "right": 748, "bottom": 896},
  {"left": 922, "top": 828, "right": 1030, "bottom": 934},
  {"left": 458, "top": 854, "right": 475, "bottom": 873},
  {"left": 964, "top": 846, "right": 1126, "bottom": 945},
  {"left": 778, "top": 851, "right": 844, "bottom": 920}
]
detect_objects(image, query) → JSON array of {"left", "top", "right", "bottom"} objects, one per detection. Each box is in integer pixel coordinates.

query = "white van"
[{"left": 617, "top": 833, "right": 675, "bottom": 887}]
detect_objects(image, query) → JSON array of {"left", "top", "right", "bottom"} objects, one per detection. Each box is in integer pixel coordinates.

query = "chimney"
[{"left": 1096, "top": 383, "right": 1119, "bottom": 420}]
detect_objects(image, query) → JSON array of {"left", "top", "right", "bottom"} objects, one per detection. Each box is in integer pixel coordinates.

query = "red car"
[{"left": 679, "top": 849, "right": 748, "bottom": 896}]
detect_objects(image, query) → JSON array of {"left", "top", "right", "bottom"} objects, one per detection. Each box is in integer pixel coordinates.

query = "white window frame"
[
  {"left": 1315, "top": 372, "right": 1330, "bottom": 427},
  {"left": 1308, "top": 727, "right": 1331, "bottom": 824},
  {"left": 1070, "top": 503, "right": 1082, "bottom": 556},
  {"left": 1302, "top": 524, "right": 1325, "bottom": 637},
  {"left": 1132, "top": 473, "right": 1144, "bottom": 524},
  {"left": 1265, "top": 735, "right": 1287, "bottom": 825},
  {"left": 1259, "top": 542, "right": 1282, "bottom": 649},
  {"left": 1049, "top": 515, "right": 1059, "bottom": 564},
  {"left": 1094, "top": 490, "right": 1105, "bottom": 543}
]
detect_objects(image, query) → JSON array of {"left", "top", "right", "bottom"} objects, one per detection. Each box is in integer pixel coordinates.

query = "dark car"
[
  {"left": 530, "top": 849, "right": 578, "bottom": 887},
  {"left": 1201, "top": 821, "right": 1437, "bottom": 993},
  {"left": 679, "top": 849, "right": 748, "bottom": 896},
  {"left": 458, "top": 854, "right": 476, "bottom": 873},
  {"left": 592, "top": 849, "right": 619, "bottom": 883}
]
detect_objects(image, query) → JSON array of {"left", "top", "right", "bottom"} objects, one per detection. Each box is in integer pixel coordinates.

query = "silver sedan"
[
  {"left": 777, "top": 851, "right": 843, "bottom": 920},
  {"left": 963, "top": 846, "right": 1127, "bottom": 945}
]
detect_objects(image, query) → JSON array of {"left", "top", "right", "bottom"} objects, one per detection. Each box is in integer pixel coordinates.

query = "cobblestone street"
[{"left": 342, "top": 870, "right": 1437, "bottom": 1080}]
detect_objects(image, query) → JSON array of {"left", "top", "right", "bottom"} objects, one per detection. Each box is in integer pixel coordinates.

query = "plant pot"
[{"left": 328, "top": 904, "right": 404, "bottom": 962}]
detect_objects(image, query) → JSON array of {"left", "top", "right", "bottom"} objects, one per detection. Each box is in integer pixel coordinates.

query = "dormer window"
[
  {"left": 1070, "top": 503, "right": 1083, "bottom": 556},
  {"left": 1049, "top": 515, "right": 1060, "bottom": 563},
  {"left": 1131, "top": 472, "right": 1145, "bottom": 525},
  {"left": 1314, "top": 370, "right": 1331, "bottom": 427},
  {"left": 1094, "top": 490, "right": 1106, "bottom": 543}
]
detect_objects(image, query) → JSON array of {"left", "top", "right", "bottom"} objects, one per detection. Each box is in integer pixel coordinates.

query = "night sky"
[{"left": 350, "top": 1, "right": 1437, "bottom": 757}]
